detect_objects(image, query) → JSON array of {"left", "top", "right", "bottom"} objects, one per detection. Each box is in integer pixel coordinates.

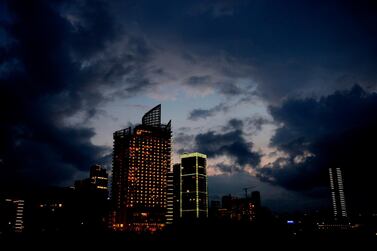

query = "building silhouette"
[
  {"left": 75, "top": 164, "right": 109, "bottom": 196},
  {"left": 89, "top": 164, "right": 109, "bottom": 193},
  {"left": 251, "top": 191, "right": 261, "bottom": 209},
  {"left": 222, "top": 194, "right": 243, "bottom": 221},
  {"left": 329, "top": 168, "right": 347, "bottom": 219},
  {"left": 209, "top": 200, "right": 222, "bottom": 219},
  {"left": 111, "top": 104, "right": 171, "bottom": 231},
  {"left": 73, "top": 165, "right": 109, "bottom": 231},
  {"left": 220, "top": 192, "right": 261, "bottom": 222},
  {"left": 29, "top": 188, "right": 71, "bottom": 233},
  {"left": 180, "top": 152, "right": 208, "bottom": 220}
]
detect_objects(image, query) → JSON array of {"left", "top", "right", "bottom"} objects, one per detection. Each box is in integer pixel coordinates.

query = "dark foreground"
[{"left": 1, "top": 222, "right": 376, "bottom": 248}]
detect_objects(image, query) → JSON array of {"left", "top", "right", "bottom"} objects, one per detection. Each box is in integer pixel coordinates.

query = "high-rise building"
[
  {"left": 180, "top": 152, "right": 208, "bottom": 220},
  {"left": 0, "top": 197, "right": 24, "bottom": 233},
  {"left": 166, "top": 163, "right": 181, "bottom": 224},
  {"left": 111, "top": 104, "right": 171, "bottom": 231},
  {"left": 90, "top": 164, "right": 109, "bottom": 192},
  {"left": 166, "top": 171, "right": 174, "bottom": 224},
  {"left": 329, "top": 168, "right": 347, "bottom": 219},
  {"left": 75, "top": 164, "right": 109, "bottom": 200}
]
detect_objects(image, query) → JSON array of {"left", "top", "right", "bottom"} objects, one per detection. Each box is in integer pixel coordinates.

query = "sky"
[{"left": 1, "top": 0, "right": 377, "bottom": 213}]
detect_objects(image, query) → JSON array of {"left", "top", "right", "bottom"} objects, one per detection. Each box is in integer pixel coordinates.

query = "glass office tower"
[{"left": 180, "top": 152, "right": 208, "bottom": 220}]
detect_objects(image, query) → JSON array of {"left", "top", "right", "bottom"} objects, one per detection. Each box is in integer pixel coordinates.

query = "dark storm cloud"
[
  {"left": 187, "top": 84, "right": 257, "bottom": 121},
  {"left": 270, "top": 85, "right": 377, "bottom": 149},
  {"left": 188, "top": 102, "right": 230, "bottom": 120},
  {"left": 62, "top": 0, "right": 119, "bottom": 59},
  {"left": 115, "top": 0, "right": 377, "bottom": 100},
  {"left": 259, "top": 85, "right": 377, "bottom": 212},
  {"left": 176, "top": 117, "right": 267, "bottom": 173},
  {"left": 186, "top": 75, "right": 211, "bottom": 86},
  {"left": 184, "top": 75, "right": 245, "bottom": 98},
  {"left": 238, "top": 0, "right": 377, "bottom": 101},
  {"left": 195, "top": 119, "right": 260, "bottom": 169},
  {"left": 89, "top": 36, "right": 154, "bottom": 100},
  {"left": 222, "top": 117, "right": 272, "bottom": 133},
  {"left": 246, "top": 116, "right": 271, "bottom": 132},
  {"left": 174, "top": 132, "right": 195, "bottom": 144},
  {"left": 0, "top": 0, "right": 153, "bottom": 188},
  {"left": 188, "top": 0, "right": 239, "bottom": 18},
  {"left": 220, "top": 82, "right": 243, "bottom": 96},
  {"left": 224, "top": 118, "right": 244, "bottom": 131},
  {"left": 173, "top": 131, "right": 195, "bottom": 154},
  {"left": 215, "top": 163, "right": 242, "bottom": 174}
]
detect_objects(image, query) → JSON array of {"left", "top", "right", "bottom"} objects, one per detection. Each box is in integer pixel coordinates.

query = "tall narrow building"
[
  {"left": 166, "top": 163, "right": 182, "bottom": 224},
  {"left": 166, "top": 171, "right": 174, "bottom": 224},
  {"left": 172, "top": 163, "right": 181, "bottom": 222},
  {"left": 180, "top": 152, "right": 208, "bottom": 220},
  {"left": 0, "top": 197, "right": 24, "bottom": 233},
  {"left": 329, "top": 168, "right": 347, "bottom": 219},
  {"left": 111, "top": 105, "right": 171, "bottom": 231}
]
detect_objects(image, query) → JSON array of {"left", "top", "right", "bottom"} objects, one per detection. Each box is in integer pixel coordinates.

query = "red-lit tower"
[{"left": 111, "top": 105, "right": 171, "bottom": 231}]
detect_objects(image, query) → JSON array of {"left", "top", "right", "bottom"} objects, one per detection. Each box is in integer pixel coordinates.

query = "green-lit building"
[{"left": 180, "top": 152, "right": 208, "bottom": 220}]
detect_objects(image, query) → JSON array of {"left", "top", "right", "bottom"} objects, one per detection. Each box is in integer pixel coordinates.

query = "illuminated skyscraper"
[
  {"left": 111, "top": 105, "right": 171, "bottom": 231},
  {"left": 0, "top": 197, "right": 24, "bottom": 233},
  {"left": 329, "top": 168, "right": 347, "bottom": 219},
  {"left": 12, "top": 199, "right": 24, "bottom": 232},
  {"left": 180, "top": 152, "right": 208, "bottom": 220},
  {"left": 166, "top": 171, "right": 174, "bottom": 224}
]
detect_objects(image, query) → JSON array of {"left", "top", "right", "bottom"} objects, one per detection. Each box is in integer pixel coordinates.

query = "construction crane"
[{"left": 243, "top": 186, "right": 256, "bottom": 198}]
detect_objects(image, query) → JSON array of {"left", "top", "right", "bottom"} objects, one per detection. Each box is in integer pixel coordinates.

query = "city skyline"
[
  {"left": 0, "top": 105, "right": 375, "bottom": 238},
  {"left": 1, "top": 0, "right": 377, "bottom": 215}
]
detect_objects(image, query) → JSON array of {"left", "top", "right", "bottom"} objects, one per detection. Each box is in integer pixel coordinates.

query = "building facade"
[
  {"left": 329, "top": 168, "right": 347, "bottom": 219},
  {"left": 180, "top": 152, "right": 208, "bottom": 220},
  {"left": 111, "top": 105, "right": 171, "bottom": 231}
]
